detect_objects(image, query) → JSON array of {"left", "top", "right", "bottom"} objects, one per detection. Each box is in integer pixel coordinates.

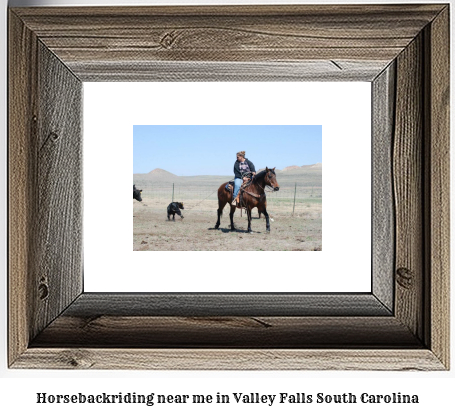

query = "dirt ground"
[{"left": 133, "top": 198, "right": 322, "bottom": 251}]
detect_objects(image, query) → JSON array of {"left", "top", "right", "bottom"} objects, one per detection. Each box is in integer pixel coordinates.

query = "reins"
[
  {"left": 242, "top": 174, "right": 275, "bottom": 199},
  {"left": 238, "top": 173, "right": 275, "bottom": 211}
]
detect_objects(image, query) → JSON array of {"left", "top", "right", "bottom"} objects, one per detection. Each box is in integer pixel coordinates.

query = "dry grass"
[{"left": 134, "top": 198, "right": 322, "bottom": 251}]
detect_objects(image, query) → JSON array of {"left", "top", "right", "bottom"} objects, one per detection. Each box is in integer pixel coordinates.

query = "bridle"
[
  {"left": 255, "top": 172, "right": 277, "bottom": 193},
  {"left": 242, "top": 171, "right": 276, "bottom": 199}
]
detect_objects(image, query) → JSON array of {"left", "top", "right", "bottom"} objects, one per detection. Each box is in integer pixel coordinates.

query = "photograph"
[{"left": 133, "top": 125, "right": 322, "bottom": 251}]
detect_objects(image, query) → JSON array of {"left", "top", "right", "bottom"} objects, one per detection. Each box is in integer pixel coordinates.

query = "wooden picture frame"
[{"left": 8, "top": 4, "right": 450, "bottom": 370}]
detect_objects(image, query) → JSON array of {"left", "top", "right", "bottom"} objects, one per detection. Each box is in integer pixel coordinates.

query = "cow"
[
  {"left": 133, "top": 184, "right": 142, "bottom": 202},
  {"left": 167, "top": 202, "right": 184, "bottom": 221}
]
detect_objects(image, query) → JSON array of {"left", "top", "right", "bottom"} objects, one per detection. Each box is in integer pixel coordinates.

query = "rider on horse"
[{"left": 232, "top": 151, "right": 256, "bottom": 205}]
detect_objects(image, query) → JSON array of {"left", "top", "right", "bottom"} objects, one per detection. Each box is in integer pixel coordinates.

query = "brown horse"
[{"left": 215, "top": 167, "right": 279, "bottom": 233}]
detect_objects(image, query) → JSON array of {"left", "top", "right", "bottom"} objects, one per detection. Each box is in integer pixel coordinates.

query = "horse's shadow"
[{"left": 208, "top": 227, "right": 260, "bottom": 234}]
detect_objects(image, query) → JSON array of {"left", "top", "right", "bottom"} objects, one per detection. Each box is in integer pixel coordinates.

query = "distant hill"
[
  {"left": 134, "top": 163, "right": 321, "bottom": 188},
  {"left": 133, "top": 168, "right": 231, "bottom": 187},
  {"left": 275, "top": 163, "right": 322, "bottom": 187},
  {"left": 255, "top": 164, "right": 322, "bottom": 174},
  {"left": 302, "top": 163, "right": 322, "bottom": 169},
  {"left": 257, "top": 167, "right": 282, "bottom": 173},
  {"left": 143, "top": 168, "right": 177, "bottom": 179},
  {"left": 280, "top": 163, "right": 322, "bottom": 173},
  {"left": 281, "top": 165, "right": 301, "bottom": 172}
]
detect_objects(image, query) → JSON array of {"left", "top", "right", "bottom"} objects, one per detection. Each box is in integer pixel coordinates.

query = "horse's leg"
[
  {"left": 172, "top": 213, "right": 175, "bottom": 221},
  {"left": 229, "top": 205, "right": 236, "bottom": 230},
  {"left": 262, "top": 207, "right": 270, "bottom": 232},
  {"left": 247, "top": 208, "right": 252, "bottom": 233},
  {"left": 215, "top": 198, "right": 227, "bottom": 229}
]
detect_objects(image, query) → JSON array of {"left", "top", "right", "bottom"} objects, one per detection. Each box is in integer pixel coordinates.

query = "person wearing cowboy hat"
[{"left": 232, "top": 151, "right": 256, "bottom": 205}]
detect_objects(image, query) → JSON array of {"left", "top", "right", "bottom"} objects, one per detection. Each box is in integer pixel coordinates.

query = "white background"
[
  {"left": 84, "top": 82, "right": 371, "bottom": 293},
  {"left": 1, "top": 0, "right": 454, "bottom": 414}
]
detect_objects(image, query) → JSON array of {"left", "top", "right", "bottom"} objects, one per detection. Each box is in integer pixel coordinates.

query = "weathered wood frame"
[{"left": 8, "top": 5, "right": 449, "bottom": 370}]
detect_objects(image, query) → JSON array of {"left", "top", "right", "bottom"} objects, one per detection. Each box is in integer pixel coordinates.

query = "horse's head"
[
  {"left": 265, "top": 167, "right": 280, "bottom": 191},
  {"left": 133, "top": 185, "right": 142, "bottom": 201},
  {"left": 177, "top": 202, "right": 184, "bottom": 209}
]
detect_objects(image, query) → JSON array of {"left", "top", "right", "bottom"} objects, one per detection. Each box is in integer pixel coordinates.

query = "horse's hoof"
[{"left": 215, "top": 225, "right": 219, "bottom": 229}]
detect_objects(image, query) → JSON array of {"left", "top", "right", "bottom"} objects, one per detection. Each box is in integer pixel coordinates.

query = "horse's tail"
[{"left": 217, "top": 183, "right": 230, "bottom": 215}]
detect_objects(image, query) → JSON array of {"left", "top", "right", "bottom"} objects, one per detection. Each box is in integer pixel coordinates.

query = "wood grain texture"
[
  {"left": 33, "top": 42, "right": 83, "bottom": 339},
  {"left": 11, "top": 5, "right": 444, "bottom": 81},
  {"left": 425, "top": 6, "right": 450, "bottom": 369},
  {"left": 31, "top": 316, "right": 421, "bottom": 349},
  {"left": 372, "top": 63, "right": 395, "bottom": 312},
  {"left": 13, "top": 349, "right": 445, "bottom": 371},
  {"left": 8, "top": 11, "right": 38, "bottom": 366},
  {"left": 393, "top": 34, "right": 424, "bottom": 340},
  {"left": 8, "top": 4, "right": 450, "bottom": 370},
  {"left": 9, "top": 12, "right": 84, "bottom": 366},
  {"left": 63, "top": 293, "right": 391, "bottom": 317},
  {"left": 71, "top": 60, "right": 388, "bottom": 82}
]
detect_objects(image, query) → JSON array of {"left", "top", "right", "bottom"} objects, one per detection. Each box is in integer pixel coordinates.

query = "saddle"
[
  {"left": 226, "top": 176, "right": 253, "bottom": 190},
  {"left": 226, "top": 177, "right": 260, "bottom": 207},
  {"left": 225, "top": 180, "right": 235, "bottom": 191},
  {"left": 226, "top": 177, "right": 251, "bottom": 190}
]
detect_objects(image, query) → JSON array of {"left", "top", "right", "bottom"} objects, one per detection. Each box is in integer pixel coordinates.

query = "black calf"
[
  {"left": 167, "top": 202, "right": 184, "bottom": 221},
  {"left": 133, "top": 185, "right": 142, "bottom": 202}
]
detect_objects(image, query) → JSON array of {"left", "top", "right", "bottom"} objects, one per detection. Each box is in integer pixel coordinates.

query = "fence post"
[
  {"left": 292, "top": 182, "right": 297, "bottom": 216},
  {"left": 172, "top": 183, "right": 174, "bottom": 202}
]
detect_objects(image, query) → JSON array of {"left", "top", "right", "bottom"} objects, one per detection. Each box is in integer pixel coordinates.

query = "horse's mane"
[{"left": 253, "top": 169, "right": 275, "bottom": 183}]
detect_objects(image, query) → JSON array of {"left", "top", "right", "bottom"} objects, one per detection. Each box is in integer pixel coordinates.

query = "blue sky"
[{"left": 133, "top": 125, "right": 322, "bottom": 176}]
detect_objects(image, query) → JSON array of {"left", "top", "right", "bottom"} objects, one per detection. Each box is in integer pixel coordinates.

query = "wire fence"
[{"left": 137, "top": 183, "right": 322, "bottom": 216}]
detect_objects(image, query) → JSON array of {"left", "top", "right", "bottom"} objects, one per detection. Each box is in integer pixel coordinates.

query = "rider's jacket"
[{"left": 233, "top": 158, "right": 256, "bottom": 179}]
